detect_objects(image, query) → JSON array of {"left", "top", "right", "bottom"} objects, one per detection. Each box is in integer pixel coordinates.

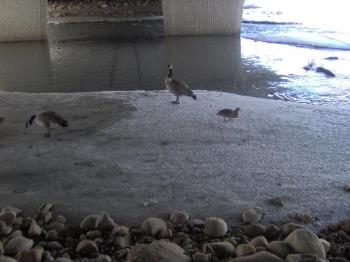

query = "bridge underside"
[{"left": 0, "top": 0, "right": 244, "bottom": 42}]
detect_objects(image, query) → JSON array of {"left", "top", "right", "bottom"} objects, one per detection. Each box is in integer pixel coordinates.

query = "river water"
[{"left": 0, "top": 1, "right": 349, "bottom": 104}]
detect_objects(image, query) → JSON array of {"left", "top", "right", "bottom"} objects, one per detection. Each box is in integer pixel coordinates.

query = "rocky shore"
[
  {"left": 48, "top": 0, "right": 162, "bottom": 18},
  {"left": 0, "top": 204, "right": 349, "bottom": 262}
]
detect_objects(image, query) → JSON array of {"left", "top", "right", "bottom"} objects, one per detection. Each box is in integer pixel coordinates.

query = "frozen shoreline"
[{"left": 0, "top": 90, "right": 349, "bottom": 227}]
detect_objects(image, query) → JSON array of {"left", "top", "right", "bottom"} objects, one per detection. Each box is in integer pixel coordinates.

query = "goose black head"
[
  {"left": 167, "top": 64, "right": 173, "bottom": 70},
  {"left": 192, "top": 94, "right": 197, "bottom": 100},
  {"left": 25, "top": 115, "right": 36, "bottom": 128}
]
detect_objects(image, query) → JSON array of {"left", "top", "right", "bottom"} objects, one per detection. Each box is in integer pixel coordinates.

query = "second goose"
[{"left": 25, "top": 111, "right": 68, "bottom": 138}]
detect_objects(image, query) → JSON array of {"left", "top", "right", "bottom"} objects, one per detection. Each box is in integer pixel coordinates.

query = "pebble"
[
  {"left": 264, "top": 224, "right": 281, "bottom": 240},
  {"left": 269, "top": 196, "right": 285, "bottom": 207},
  {"left": 203, "top": 242, "right": 235, "bottom": 259},
  {"left": 18, "top": 246, "right": 44, "bottom": 262},
  {"left": 170, "top": 211, "right": 190, "bottom": 225},
  {"left": 288, "top": 211, "right": 314, "bottom": 224},
  {"left": 229, "top": 251, "right": 283, "bottom": 262},
  {"left": 127, "top": 240, "right": 191, "bottom": 262},
  {"left": 285, "top": 253, "right": 326, "bottom": 262},
  {"left": 0, "top": 256, "right": 18, "bottom": 262},
  {"left": 249, "top": 235, "right": 268, "bottom": 248},
  {"left": 267, "top": 241, "right": 290, "bottom": 258},
  {"left": 1, "top": 207, "right": 21, "bottom": 216},
  {"left": 95, "top": 212, "right": 115, "bottom": 231},
  {"left": 0, "top": 211, "right": 16, "bottom": 226},
  {"left": 0, "top": 221, "right": 12, "bottom": 236},
  {"left": 244, "top": 223, "right": 265, "bottom": 238},
  {"left": 52, "top": 215, "right": 66, "bottom": 224},
  {"left": 235, "top": 244, "right": 256, "bottom": 257},
  {"left": 4, "top": 236, "right": 33, "bottom": 255},
  {"left": 204, "top": 217, "right": 228, "bottom": 238},
  {"left": 281, "top": 222, "right": 306, "bottom": 236},
  {"left": 320, "top": 238, "right": 331, "bottom": 253},
  {"left": 80, "top": 215, "right": 99, "bottom": 231},
  {"left": 284, "top": 228, "right": 326, "bottom": 259},
  {"left": 76, "top": 240, "right": 98, "bottom": 258},
  {"left": 54, "top": 258, "right": 73, "bottom": 262},
  {"left": 28, "top": 220, "right": 42, "bottom": 238},
  {"left": 192, "top": 252, "right": 211, "bottom": 262},
  {"left": 86, "top": 230, "right": 101, "bottom": 239},
  {"left": 141, "top": 217, "right": 169, "bottom": 238},
  {"left": 241, "top": 208, "right": 263, "bottom": 224},
  {"left": 96, "top": 255, "right": 112, "bottom": 262}
]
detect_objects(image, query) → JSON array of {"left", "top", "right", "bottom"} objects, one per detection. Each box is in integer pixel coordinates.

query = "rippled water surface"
[{"left": 0, "top": 1, "right": 349, "bottom": 105}]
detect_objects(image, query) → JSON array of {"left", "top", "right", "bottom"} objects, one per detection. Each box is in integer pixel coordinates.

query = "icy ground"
[{"left": 0, "top": 90, "right": 349, "bottom": 226}]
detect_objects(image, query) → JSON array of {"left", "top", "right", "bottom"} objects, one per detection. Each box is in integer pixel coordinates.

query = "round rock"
[
  {"left": 244, "top": 224, "right": 265, "bottom": 238},
  {"left": 170, "top": 211, "right": 190, "bottom": 225},
  {"left": 97, "top": 255, "right": 112, "bottom": 262},
  {"left": 0, "top": 256, "right": 18, "bottom": 262},
  {"left": 204, "top": 217, "right": 228, "bottom": 238},
  {"left": 249, "top": 235, "right": 268, "bottom": 248},
  {"left": 192, "top": 252, "right": 211, "bottom": 262},
  {"left": 320, "top": 238, "right": 330, "bottom": 253},
  {"left": 80, "top": 215, "right": 99, "bottom": 231},
  {"left": 230, "top": 251, "right": 283, "bottom": 262},
  {"left": 0, "top": 211, "right": 16, "bottom": 226},
  {"left": 127, "top": 240, "right": 191, "bottom": 262},
  {"left": 236, "top": 244, "right": 256, "bottom": 257},
  {"left": 267, "top": 241, "right": 290, "bottom": 258},
  {"left": 241, "top": 208, "right": 263, "bottom": 224},
  {"left": 281, "top": 223, "right": 306, "bottom": 236},
  {"left": 95, "top": 212, "right": 115, "bottom": 231},
  {"left": 76, "top": 240, "right": 98, "bottom": 258},
  {"left": 203, "top": 242, "right": 235, "bottom": 259},
  {"left": 141, "top": 217, "right": 168, "bottom": 238},
  {"left": 18, "top": 247, "right": 44, "bottom": 262},
  {"left": 28, "top": 220, "right": 42, "bottom": 237},
  {"left": 4, "top": 236, "right": 33, "bottom": 255},
  {"left": 284, "top": 228, "right": 326, "bottom": 259}
]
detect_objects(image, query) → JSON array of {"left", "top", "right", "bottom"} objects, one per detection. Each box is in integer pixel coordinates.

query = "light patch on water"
[
  {"left": 242, "top": 38, "right": 350, "bottom": 104},
  {"left": 244, "top": 0, "right": 350, "bottom": 34}
]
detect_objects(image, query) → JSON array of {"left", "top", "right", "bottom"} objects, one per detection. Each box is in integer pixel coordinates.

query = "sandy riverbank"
[{"left": 0, "top": 90, "right": 349, "bottom": 227}]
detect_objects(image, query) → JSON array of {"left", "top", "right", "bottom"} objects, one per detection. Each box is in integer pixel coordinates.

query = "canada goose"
[
  {"left": 25, "top": 111, "right": 68, "bottom": 138},
  {"left": 165, "top": 64, "right": 197, "bottom": 104},
  {"left": 217, "top": 107, "right": 241, "bottom": 121}
]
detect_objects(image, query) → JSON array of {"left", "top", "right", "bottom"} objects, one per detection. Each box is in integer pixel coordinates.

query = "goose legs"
[{"left": 171, "top": 96, "right": 179, "bottom": 105}]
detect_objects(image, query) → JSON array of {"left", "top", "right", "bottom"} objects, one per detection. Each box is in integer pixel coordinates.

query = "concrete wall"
[
  {"left": 0, "top": 0, "right": 47, "bottom": 42},
  {"left": 162, "top": 0, "right": 245, "bottom": 35}
]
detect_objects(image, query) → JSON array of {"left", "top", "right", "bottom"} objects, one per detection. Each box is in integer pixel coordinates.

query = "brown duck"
[{"left": 217, "top": 107, "right": 241, "bottom": 121}]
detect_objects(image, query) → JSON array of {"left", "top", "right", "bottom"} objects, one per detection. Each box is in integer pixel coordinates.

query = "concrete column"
[
  {"left": 0, "top": 0, "right": 47, "bottom": 42},
  {"left": 162, "top": 0, "right": 245, "bottom": 35}
]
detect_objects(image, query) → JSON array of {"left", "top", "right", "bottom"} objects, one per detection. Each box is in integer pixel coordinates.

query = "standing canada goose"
[
  {"left": 217, "top": 107, "right": 241, "bottom": 121},
  {"left": 25, "top": 111, "right": 68, "bottom": 138},
  {"left": 165, "top": 64, "right": 197, "bottom": 104}
]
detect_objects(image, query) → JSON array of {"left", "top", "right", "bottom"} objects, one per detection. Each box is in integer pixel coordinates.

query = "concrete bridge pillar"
[
  {"left": 162, "top": 0, "right": 245, "bottom": 35},
  {"left": 0, "top": 0, "right": 47, "bottom": 42}
]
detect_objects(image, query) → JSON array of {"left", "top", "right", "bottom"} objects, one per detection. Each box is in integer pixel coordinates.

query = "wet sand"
[{"left": 0, "top": 90, "right": 349, "bottom": 226}]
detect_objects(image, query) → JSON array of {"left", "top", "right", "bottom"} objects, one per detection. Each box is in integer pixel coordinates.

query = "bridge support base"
[
  {"left": 162, "top": 0, "right": 245, "bottom": 35},
  {"left": 0, "top": 0, "right": 47, "bottom": 42}
]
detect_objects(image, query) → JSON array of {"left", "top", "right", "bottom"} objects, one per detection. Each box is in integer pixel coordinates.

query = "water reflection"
[{"left": 0, "top": 21, "right": 279, "bottom": 98}]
